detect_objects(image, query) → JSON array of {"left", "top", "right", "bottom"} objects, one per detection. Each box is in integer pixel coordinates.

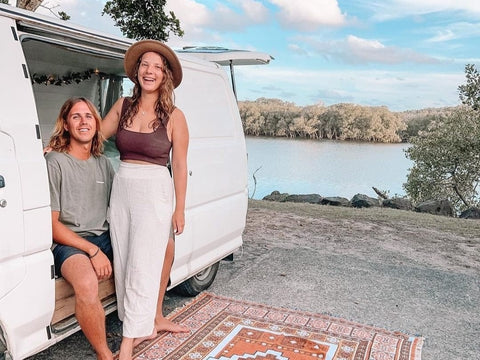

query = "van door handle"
[{"left": 0, "top": 175, "right": 4, "bottom": 188}]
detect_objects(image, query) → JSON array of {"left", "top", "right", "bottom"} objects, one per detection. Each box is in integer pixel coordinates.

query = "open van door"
[{"left": 177, "top": 46, "right": 274, "bottom": 100}]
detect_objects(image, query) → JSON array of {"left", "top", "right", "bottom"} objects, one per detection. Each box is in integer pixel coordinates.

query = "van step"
[{"left": 51, "top": 296, "right": 117, "bottom": 334}]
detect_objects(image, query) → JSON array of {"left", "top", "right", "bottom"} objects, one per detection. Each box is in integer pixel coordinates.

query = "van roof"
[{"left": 1, "top": 5, "right": 274, "bottom": 68}]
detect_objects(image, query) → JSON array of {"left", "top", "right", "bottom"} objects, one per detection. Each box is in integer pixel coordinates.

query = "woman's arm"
[
  {"left": 101, "top": 97, "right": 124, "bottom": 139},
  {"left": 170, "top": 108, "right": 189, "bottom": 235}
]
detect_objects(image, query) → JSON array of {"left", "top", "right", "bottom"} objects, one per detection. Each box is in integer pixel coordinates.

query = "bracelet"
[{"left": 89, "top": 247, "right": 100, "bottom": 259}]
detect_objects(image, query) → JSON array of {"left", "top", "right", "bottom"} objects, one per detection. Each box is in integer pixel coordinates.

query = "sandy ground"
[
  {"left": 27, "top": 200, "right": 480, "bottom": 359},
  {"left": 210, "top": 201, "right": 480, "bottom": 359}
]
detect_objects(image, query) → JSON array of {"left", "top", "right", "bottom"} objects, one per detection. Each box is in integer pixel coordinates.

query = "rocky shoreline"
[{"left": 261, "top": 190, "right": 480, "bottom": 219}]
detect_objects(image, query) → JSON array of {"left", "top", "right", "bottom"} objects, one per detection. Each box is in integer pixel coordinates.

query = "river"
[{"left": 246, "top": 136, "right": 412, "bottom": 200}]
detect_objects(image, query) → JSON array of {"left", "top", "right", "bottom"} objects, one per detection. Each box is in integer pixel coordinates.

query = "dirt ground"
[
  {"left": 27, "top": 199, "right": 480, "bottom": 359},
  {"left": 240, "top": 199, "right": 480, "bottom": 277},
  {"left": 209, "top": 200, "right": 480, "bottom": 359}
]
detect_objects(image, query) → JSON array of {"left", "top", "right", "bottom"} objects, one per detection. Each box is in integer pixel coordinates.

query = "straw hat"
[{"left": 124, "top": 40, "right": 183, "bottom": 88}]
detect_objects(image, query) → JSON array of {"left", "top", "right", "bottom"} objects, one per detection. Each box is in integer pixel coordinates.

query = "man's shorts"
[{"left": 52, "top": 231, "right": 113, "bottom": 277}]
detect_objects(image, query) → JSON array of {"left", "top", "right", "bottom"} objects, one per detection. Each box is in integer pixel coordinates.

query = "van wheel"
[{"left": 174, "top": 262, "right": 220, "bottom": 297}]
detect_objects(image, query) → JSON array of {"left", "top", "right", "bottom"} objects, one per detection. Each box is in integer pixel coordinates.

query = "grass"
[{"left": 248, "top": 199, "right": 480, "bottom": 240}]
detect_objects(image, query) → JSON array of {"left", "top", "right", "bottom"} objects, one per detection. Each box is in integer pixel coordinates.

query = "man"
[{"left": 46, "top": 97, "right": 115, "bottom": 360}]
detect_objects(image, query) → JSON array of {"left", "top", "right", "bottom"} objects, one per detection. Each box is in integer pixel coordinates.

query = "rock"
[
  {"left": 320, "top": 196, "right": 350, "bottom": 207},
  {"left": 262, "top": 191, "right": 289, "bottom": 202},
  {"left": 350, "top": 194, "right": 380, "bottom": 208},
  {"left": 414, "top": 199, "right": 454, "bottom": 217},
  {"left": 459, "top": 207, "right": 480, "bottom": 219},
  {"left": 382, "top": 197, "right": 413, "bottom": 211},
  {"left": 285, "top": 194, "right": 322, "bottom": 204}
]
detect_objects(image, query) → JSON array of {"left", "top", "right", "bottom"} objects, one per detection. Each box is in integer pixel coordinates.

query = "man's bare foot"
[
  {"left": 118, "top": 338, "right": 134, "bottom": 360},
  {"left": 155, "top": 317, "right": 189, "bottom": 333},
  {"left": 96, "top": 350, "right": 114, "bottom": 360},
  {"left": 132, "top": 328, "right": 157, "bottom": 348}
]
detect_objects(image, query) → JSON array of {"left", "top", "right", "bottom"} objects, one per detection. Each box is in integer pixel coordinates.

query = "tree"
[
  {"left": 458, "top": 64, "right": 480, "bottom": 110},
  {"left": 102, "top": 0, "right": 184, "bottom": 41},
  {"left": 404, "top": 65, "right": 480, "bottom": 213},
  {"left": 16, "top": 0, "right": 42, "bottom": 11},
  {"left": 13, "top": 0, "right": 70, "bottom": 20},
  {"left": 404, "top": 108, "right": 480, "bottom": 212}
]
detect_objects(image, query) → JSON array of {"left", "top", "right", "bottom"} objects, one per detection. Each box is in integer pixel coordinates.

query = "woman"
[{"left": 102, "top": 40, "right": 189, "bottom": 360}]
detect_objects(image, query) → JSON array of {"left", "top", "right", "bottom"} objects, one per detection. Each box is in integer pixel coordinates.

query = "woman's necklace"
[{"left": 138, "top": 106, "right": 146, "bottom": 119}]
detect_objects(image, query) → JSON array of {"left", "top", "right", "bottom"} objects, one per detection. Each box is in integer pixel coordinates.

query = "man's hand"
[{"left": 89, "top": 249, "right": 112, "bottom": 280}]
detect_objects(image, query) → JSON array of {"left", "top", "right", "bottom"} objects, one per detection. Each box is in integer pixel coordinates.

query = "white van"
[{"left": 0, "top": 4, "right": 271, "bottom": 360}]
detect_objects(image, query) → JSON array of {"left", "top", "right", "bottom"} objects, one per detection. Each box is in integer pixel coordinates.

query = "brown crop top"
[{"left": 115, "top": 98, "right": 172, "bottom": 166}]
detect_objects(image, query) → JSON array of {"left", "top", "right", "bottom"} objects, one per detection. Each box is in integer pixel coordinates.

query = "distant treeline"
[{"left": 238, "top": 98, "right": 460, "bottom": 143}]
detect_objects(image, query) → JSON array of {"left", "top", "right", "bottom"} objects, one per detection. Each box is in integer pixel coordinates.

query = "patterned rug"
[{"left": 127, "top": 292, "right": 423, "bottom": 360}]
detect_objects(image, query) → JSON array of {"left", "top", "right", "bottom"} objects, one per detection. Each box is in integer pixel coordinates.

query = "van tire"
[{"left": 174, "top": 262, "right": 220, "bottom": 296}]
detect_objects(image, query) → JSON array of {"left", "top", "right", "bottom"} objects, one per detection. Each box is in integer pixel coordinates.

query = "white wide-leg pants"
[{"left": 109, "top": 162, "right": 173, "bottom": 338}]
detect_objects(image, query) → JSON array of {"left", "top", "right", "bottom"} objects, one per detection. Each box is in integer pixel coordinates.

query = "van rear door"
[
  {"left": 0, "top": 131, "right": 24, "bottom": 299},
  {"left": 0, "top": 11, "right": 55, "bottom": 359}
]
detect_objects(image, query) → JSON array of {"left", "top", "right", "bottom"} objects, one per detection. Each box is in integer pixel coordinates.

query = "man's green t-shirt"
[{"left": 46, "top": 151, "right": 115, "bottom": 237}]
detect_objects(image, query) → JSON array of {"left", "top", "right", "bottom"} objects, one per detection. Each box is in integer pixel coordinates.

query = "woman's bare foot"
[
  {"left": 154, "top": 317, "right": 189, "bottom": 333},
  {"left": 132, "top": 328, "right": 157, "bottom": 348}
]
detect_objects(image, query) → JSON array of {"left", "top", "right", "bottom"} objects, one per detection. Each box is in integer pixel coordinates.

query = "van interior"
[{"left": 17, "top": 30, "right": 128, "bottom": 332}]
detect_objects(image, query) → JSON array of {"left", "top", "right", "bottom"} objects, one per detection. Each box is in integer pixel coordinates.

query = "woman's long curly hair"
[
  {"left": 120, "top": 52, "right": 176, "bottom": 131},
  {"left": 48, "top": 97, "right": 104, "bottom": 157}
]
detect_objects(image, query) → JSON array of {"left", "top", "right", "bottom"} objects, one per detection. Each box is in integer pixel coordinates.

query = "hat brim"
[{"left": 124, "top": 40, "right": 183, "bottom": 88}]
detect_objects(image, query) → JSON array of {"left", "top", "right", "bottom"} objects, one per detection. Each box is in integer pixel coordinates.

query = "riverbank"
[{"left": 243, "top": 199, "right": 480, "bottom": 274}]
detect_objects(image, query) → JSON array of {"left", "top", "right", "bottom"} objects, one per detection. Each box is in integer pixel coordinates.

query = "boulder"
[
  {"left": 414, "top": 199, "right": 454, "bottom": 217},
  {"left": 350, "top": 193, "right": 380, "bottom": 208},
  {"left": 262, "top": 191, "right": 289, "bottom": 202},
  {"left": 459, "top": 207, "right": 480, "bottom": 219},
  {"left": 320, "top": 196, "right": 350, "bottom": 207},
  {"left": 382, "top": 197, "right": 413, "bottom": 211},
  {"left": 285, "top": 194, "right": 322, "bottom": 204}
]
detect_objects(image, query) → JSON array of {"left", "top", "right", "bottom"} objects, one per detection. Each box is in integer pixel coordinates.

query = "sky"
[{"left": 11, "top": 0, "right": 480, "bottom": 111}]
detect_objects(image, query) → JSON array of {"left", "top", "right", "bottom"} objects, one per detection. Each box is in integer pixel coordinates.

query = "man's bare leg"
[
  {"left": 154, "top": 237, "right": 189, "bottom": 333},
  {"left": 118, "top": 336, "right": 134, "bottom": 360},
  {"left": 61, "top": 255, "right": 113, "bottom": 360}
]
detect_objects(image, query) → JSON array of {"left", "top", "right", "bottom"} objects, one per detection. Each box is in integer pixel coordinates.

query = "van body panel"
[{"left": 0, "top": 251, "right": 54, "bottom": 360}]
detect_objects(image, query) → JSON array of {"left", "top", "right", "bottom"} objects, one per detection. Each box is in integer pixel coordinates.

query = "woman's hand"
[{"left": 172, "top": 209, "right": 185, "bottom": 235}]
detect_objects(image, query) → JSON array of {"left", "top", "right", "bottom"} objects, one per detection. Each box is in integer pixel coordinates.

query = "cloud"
[
  {"left": 288, "top": 43, "right": 309, "bottom": 56},
  {"left": 166, "top": 0, "right": 270, "bottom": 46},
  {"left": 299, "top": 35, "right": 439, "bottom": 65},
  {"left": 363, "top": 0, "right": 480, "bottom": 21},
  {"left": 310, "top": 89, "right": 354, "bottom": 105},
  {"left": 268, "top": 0, "right": 346, "bottom": 30},
  {"left": 235, "top": 66, "right": 463, "bottom": 110},
  {"left": 232, "top": 0, "right": 269, "bottom": 22},
  {"left": 426, "top": 22, "right": 480, "bottom": 42},
  {"left": 168, "top": 0, "right": 268, "bottom": 32}
]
